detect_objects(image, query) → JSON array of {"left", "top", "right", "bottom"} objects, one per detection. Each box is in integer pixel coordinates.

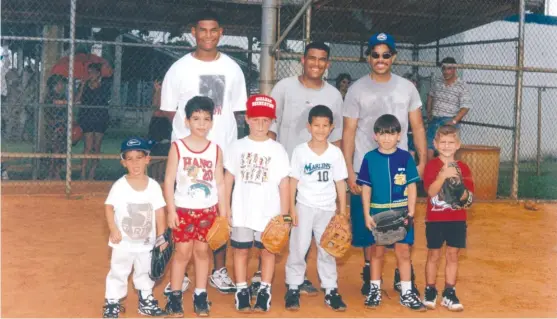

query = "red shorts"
[{"left": 173, "top": 205, "right": 218, "bottom": 243}]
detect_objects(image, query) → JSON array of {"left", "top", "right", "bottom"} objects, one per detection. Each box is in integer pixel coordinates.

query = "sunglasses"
[{"left": 370, "top": 52, "right": 393, "bottom": 59}]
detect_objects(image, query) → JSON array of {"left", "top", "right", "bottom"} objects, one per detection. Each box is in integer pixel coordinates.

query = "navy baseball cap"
[
  {"left": 120, "top": 137, "right": 154, "bottom": 158},
  {"left": 365, "top": 32, "right": 397, "bottom": 55}
]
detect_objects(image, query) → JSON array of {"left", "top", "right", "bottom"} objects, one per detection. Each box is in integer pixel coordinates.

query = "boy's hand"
[
  {"left": 109, "top": 229, "right": 122, "bottom": 244},
  {"left": 439, "top": 164, "right": 459, "bottom": 180},
  {"left": 365, "top": 215, "right": 376, "bottom": 231},
  {"left": 167, "top": 211, "right": 180, "bottom": 230},
  {"left": 290, "top": 208, "right": 298, "bottom": 227},
  {"left": 226, "top": 207, "right": 233, "bottom": 227},
  {"left": 347, "top": 171, "right": 361, "bottom": 194},
  {"left": 154, "top": 79, "right": 162, "bottom": 91}
]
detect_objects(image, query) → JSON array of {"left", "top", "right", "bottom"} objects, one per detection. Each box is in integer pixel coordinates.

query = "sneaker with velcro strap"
[
  {"left": 284, "top": 289, "right": 300, "bottom": 311},
  {"left": 423, "top": 286, "right": 438, "bottom": 309},
  {"left": 324, "top": 289, "right": 347, "bottom": 312},
  {"left": 193, "top": 292, "right": 211, "bottom": 317},
  {"left": 235, "top": 287, "right": 252, "bottom": 312},
  {"left": 254, "top": 286, "right": 272, "bottom": 312},
  {"left": 441, "top": 287, "right": 464, "bottom": 311},
  {"left": 400, "top": 290, "right": 427, "bottom": 311}
]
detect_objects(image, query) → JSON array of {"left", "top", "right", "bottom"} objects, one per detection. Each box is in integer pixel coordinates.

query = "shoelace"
[
  {"left": 105, "top": 303, "right": 121, "bottom": 315},
  {"left": 219, "top": 269, "right": 234, "bottom": 285},
  {"left": 402, "top": 292, "right": 422, "bottom": 306}
]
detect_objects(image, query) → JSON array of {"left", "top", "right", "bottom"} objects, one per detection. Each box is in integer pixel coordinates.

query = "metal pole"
[
  {"left": 536, "top": 87, "right": 543, "bottom": 176},
  {"left": 511, "top": 0, "right": 526, "bottom": 200},
  {"left": 260, "top": 0, "right": 278, "bottom": 94},
  {"left": 270, "top": 0, "right": 313, "bottom": 55},
  {"left": 305, "top": 4, "right": 312, "bottom": 45},
  {"left": 66, "top": 0, "right": 77, "bottom": 197},
  {"left": 112, "top": 34, "right": 123, "bottom": 107}
]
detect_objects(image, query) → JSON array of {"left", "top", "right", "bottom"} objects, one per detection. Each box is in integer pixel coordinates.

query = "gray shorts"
[{"left": 230, "top": 227, "right": 264, "bottom": 249}]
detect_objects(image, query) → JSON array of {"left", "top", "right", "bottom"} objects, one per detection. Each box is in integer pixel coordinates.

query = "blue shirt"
[{"left": 356, "top": 148, "right": 420, "bottom": 215}]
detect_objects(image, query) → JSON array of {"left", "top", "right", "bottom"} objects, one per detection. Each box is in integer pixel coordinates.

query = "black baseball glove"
[
  {"left": 149, "top": 228, "right": 173, "bottom": 281},
  {"left": 371, "top": 208, "right": 412, "bottom": 246},
  {"left": 439, "top": 162, "right": 473, "bottom": 209}
]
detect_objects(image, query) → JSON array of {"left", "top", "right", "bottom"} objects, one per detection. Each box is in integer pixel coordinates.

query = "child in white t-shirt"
[
  {"left": 284, "top": 105, "right": 348, "bottom": 312},
  {"left": 224, "top": 95, "right": 290, "bottom": 313},
  {"left": 103, "top": 137, "right": 167, "bottom": 318}
]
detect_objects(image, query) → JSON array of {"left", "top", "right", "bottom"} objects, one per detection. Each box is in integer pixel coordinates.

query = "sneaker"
[
  {"left": 324, "top": 289, "right": 347, "bottom": 312},
  {"left": 394, "top": 268, "right": 421, "bottom": 297},
  {"left": 165, "top": 291, "right": 184, "bottom": 317},
  {"left": 284, "top": 289, "right": 300, "bottom": 311},
  {"left": 299, "top": 279, "right": 319, "bottom": 296},
  {"left": 364, "top": 283, "right": 381, "bottom": 309},
  {"left": 441, "top": 287, "right": 464, "bottom": 312},
  {"left": 209, "top": 267, "right": 237, "bottom": 294},
  {"left": 249, "top": 271, "right": 262, "bottom": 298},
  {"left": 235, "top": 287, "right": 252, "bottom": 312},
  {"left": 193, "top": 292, "right": 211, "bottom": 317},
  {"left": 423, "top": 286, "right": 438, "bottom": 310},
  {"left": 103, "top": 300, "right": 125, "bottom": 318},
  {"left": 400, "top": 291, "right": 427, "bottom": 312},
  {"left": 138, "top": 292, "right": 165, "bottom": 316},
  {"left": 361, "top": 265, "right": 371, "bottom": 296},
  {"left": 254, "top": 286, "right": 272, "bottom": 312},
  {"left": 164, "top": 275, "right": 191, "bottom": 296}
]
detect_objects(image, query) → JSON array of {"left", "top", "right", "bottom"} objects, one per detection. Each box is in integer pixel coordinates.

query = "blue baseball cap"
[
  {"left": 120, "top": 137, "right": 154, "bottom": 158},
  {"left": 365, "top": 32, "right": 397, "bottom": 55}
]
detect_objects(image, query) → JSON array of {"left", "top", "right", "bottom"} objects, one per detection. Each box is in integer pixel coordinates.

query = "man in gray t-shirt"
[{"left": 269, "top": 42, "right": 343, "bottom": 157}]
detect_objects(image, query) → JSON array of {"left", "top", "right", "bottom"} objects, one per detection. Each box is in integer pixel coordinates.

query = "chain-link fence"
[{"left": 1, "top": 0, "right": 557, "bottom": 199}]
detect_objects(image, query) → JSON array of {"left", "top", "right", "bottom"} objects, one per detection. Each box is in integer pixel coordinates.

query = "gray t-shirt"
[
  {"left": 429, "top": 76, "right": 471, "bottom": 117},
  {"left": 270, "top": 76, "right": 344, "bottom": 157},
  {"left": 343, "top": 73, "right": 422, "bottom": 172}
]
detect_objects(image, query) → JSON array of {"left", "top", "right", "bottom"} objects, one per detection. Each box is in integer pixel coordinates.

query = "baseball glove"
[
  {"left": 149, "top": 228, "right": 173, "bottom": 281},
  {"left": 320, "top": 214, "right": 352, "bottom": 258},
  {"left": 439, "top": 162, "right": 473, "bottom": 209},
  {"left": 261, "top": 215, "right": 292, "bottom": 254},
  {"left": 371, "top": 209, "right": 411, "bottom": 246},
  {"left": 205, "top": 216, "right": 230, "bottom": 251}
]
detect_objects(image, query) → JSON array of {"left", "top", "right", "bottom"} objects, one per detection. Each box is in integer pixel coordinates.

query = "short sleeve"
[
  {"left": 329, "top": 93, "right": 344, "bottom": 142},
  {"left": 342, "top": 86, "right": 360, "bottom": 119},
  {"left": 274, "top": 144, "right": 291, "bottom": 181},
  {"left": 356, "top": 156, "right": 372, "bottom": 187},
  {"left": 408, "top": 84, "right": 422, "bottom": 112},
  {"left": 423, "top": 160, "right": 441, "bottom": 190},
  {"left": 231, "top": 64, "right": 248, "bottom": 112},
  {"left": 160, "top": 64, "right": 179, "bottom": 112},
  {"left": 269, "top": 81, "right": 285, "bottom": 134},
  {"left": 289, "top": 146, "right": 302, "bottom": 180},
  {"left": 150, "top": 181, "right": 166, "bottom": 210},
  {"left": 405, "top": 154, "right": 420, "bottom": 185},
  {"left": 460, "top": 83, "right": 472, "bottom": 109},
  {"left": 224, "top": 143, "right": 238, "bottom": 176},
  {"left": 459, "top": 162, "right": 475, "bottom": 193},
  {"left": 333, "top": 147, "right": 348, "bottom": 181},
  {"left": 105, "top": 181, "right": 119, "bottom": 206}
]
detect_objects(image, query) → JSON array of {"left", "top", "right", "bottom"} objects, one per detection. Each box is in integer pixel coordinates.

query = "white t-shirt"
[
  {"left": 224, "top": 137, "right": 290, "bottom": 232},
  {"left": 160, "top": 53, "right": 247, "bottom": 154},
  {"left": 105, "top": 176, "right": 166, "bottom": 252},
  {"left": 290, "top": 142, "right": 348, "bottom": 211}
]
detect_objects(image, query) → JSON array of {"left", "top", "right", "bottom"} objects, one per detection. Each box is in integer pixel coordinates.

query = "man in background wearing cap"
[
  {"left": 426, "top": 57, "right": 471, "bottom": 161},
  {"left": 342, "top": 32, "right": 426, "bottom": 305}
]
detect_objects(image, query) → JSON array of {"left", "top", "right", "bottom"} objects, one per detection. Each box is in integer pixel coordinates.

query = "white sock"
[
  {"left": 325, "top": 288, "right": 334, "bottom": 295},
  {"left": 260, "top": 282, "right": 271, "bottom": 292},
  {"left": 107, "top": 298, "right": 119, "bottom": 304},
  {"left": 236, "top": 282, "right": 248, "bottom": 289},
  {"left": 289, "top": 284, "right": 299, "bottom": 290},
  {"left": 371, "top": 280, "right": 381, "bottom": 289},
  {"left": 194, "top": 288, "right": 206, "bottom": 296},
  {"left": 140, "top": 290, "right": 152, "bottom": 299},
  {"left": 401, "top": 281, "right": 412, "bottom": 295}
]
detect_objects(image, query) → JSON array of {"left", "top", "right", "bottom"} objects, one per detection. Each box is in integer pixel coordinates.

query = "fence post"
[
  {"left": 304, "top": 4, "right": 312, "bottom": 46},
  {"left": 260, "top": 0, "right": 278, "bottom": 94},
  {"left": 65, "top": 0, "right": 77, "bottom": 197},
  {"left": 536, "top": 87, "right": 543, "bottom": 176}
]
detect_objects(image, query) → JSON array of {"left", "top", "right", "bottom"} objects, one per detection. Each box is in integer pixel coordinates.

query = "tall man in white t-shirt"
[{"left": 160, "top": 9, "right": 247, "bottom": 295}]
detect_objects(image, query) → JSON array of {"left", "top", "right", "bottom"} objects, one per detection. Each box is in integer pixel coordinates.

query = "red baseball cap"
[{"left": 246, "top": 94, "right": 276, "bottom": 119}]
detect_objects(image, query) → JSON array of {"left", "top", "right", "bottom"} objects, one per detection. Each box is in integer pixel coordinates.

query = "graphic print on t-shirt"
[
  {"left": 304, "top": 162, "right": 331, "bottom": 182},
  {"left": 240, "top": 152, "right": 271, "bottom": 185},
  {"left": 199, "top": 75, "right": 225, "bottom": 115},
  {"left": 122, "top": 203, "right": 153, "bottom": 244},
  {"left": 183, "top": 156, "right": 214, "bottom": 200}
]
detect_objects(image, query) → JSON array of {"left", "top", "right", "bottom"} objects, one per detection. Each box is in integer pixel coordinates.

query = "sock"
[
  {"left": 107, "top": 298, "right": 119, "bottom": 304},
  {"left": 236, "top": 282, "right": 248, "bottom": 289},
  {"left": 289, "top": 284, "right": 299, "bottom": 290},
  {"left": 260, "top": 282, "right": 271, "bottom": 292},
  {"left": 325, "top": 288, "right": 334, "bottom": 295},
  {"left": 444, "top": 284, "right": 454, "bottom": 290},
  {"left": 401, "top": 281, "right": 411, "bottom": 295},
  {"left": 304, "top": 275, "right": 309, "bottom": 281},
  {"left": 194, "top": 288, "right": 206, "bottom": 296},
  {"left": 370, "top": 280, "right": 381, "bottom": 289},
  {"left": 140, "top": 290, "right": 152, "bottom": 299},
  {"left": 364, "top": 261, "right": 371, "bottom": 267}
]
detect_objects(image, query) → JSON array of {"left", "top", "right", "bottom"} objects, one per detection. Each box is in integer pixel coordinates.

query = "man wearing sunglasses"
[
  {"left": 426, "top": 57, "right": 471, "bottom": 161},
  {"left": 341, "top": 32, "right": 427, "bottom": 304}
]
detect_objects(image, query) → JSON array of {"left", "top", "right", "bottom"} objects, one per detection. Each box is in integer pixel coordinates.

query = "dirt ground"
[{"left": 2, "top": 195, "right": 557, "bottom": 318}]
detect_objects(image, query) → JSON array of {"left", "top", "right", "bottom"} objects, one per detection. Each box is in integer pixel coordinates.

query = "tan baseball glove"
[
  {"left": 261, "top": 215, "right": 292, "bottom": 254},
  {"left": 320, "top": 214, "right": 352, "bottom": 258},
  {"left": 205, "top": 216, "right": 230, "bottom": 251}
]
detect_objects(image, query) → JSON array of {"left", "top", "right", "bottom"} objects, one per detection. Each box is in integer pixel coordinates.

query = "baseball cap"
[
  {"left": 365, "top": 32, "right": 397, "bottom": 55},
  {"left": 120, "top": 137, "right": 154, "bottom": 159},
  {"left": 441, "top": 57, "right": 457, "bottom": 66},
  {"left": 246, "top": 94, "right": 276, "bottom": 119}
]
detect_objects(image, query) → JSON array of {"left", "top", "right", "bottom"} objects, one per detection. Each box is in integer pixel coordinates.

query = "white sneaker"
[
  {"left": 209, "top": 267, "right": 236, "bottom": 294},
  {"left": 164, "top": 275, "right": 191, "bottom": 296},
  {"left": 441, "top": 287, "right": 464, "bottom": 312}
]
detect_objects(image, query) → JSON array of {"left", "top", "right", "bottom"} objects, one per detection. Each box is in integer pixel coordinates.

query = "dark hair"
[
  {"left": 88, "top": 63, "right": 102, "bottom": 73},
  {"left": 441, "top": 57, "right": 457, "bottom": 65},
  {"left": 373, "top": 114, "right": 401, "bottom": 134},
  {"left": 304, "top": 42, "right": 330, "bottom": 59},
  {"left": 194, "top": 9, "right": 221, "bottom": 26},
  {"left": 185, "top": 96, "right": 215, "bottom": 120},
  {"left": 335, "top": 73, "right": 352, "bottom": 88},
  {"left": 308, "top": 105, "right": 333, "bottom": 125},
  {"left": 47, "top": 74, "right": 67, "bottom": 91}
]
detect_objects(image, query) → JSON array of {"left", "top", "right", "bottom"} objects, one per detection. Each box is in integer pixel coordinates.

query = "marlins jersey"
[
  {"left": 290, "top": 142, "right": 348, "bottom": 211},
  {"left": 356, "top": 148, "right": 420, "bottom": 215},
  {"left": 173, "top": 140, "right": 219, "bottom": 209}
]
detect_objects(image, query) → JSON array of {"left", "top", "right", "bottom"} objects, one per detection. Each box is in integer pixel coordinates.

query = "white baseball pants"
[{"left": 105, "top": 248, "right": 154, "bottom": 300}]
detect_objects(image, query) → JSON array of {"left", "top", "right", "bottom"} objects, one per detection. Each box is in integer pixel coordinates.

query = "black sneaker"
[
  {"left": 165, "top": 291, "right": 184, "bottom": 317},
  {"left": 423, "top": 286, "right": 438, "bottom": 309},
  {"left": 394, "top": 267, "right": 421, "bottom": 297},
  {"left": 299, "top": 279, "right": 318, "bottom": 296},
  {"left": 324, "top": 289, "right": 347, "bottom": 312},
  {"left": 235, "top": 287, "right": 252, "bottom": 312},
  {"left": 103, "top": 300, "right": 125, "bottom": 318},
  {"left": 138, "top": 291, "right": 165, "bottom": 316},
  {"left": 441, "top": 287, "right": 464, "bottom": 312},
  {"left": 400, "top": 291, "right": 427, "bottom": 311},
  {"left": 364, "top": 283, "right": 381, "bottom": 309},
  {"left": 249, "top": 271, "right": 262, "bottom": 298},
  {"left": 254, "top": 286, "right": 272, "bottom": 312},
  {"left": 361, "top": 265, "right": 371, "bottom": 296},
  {"left": 285, "top": 289, "right": 300, "bottom": 311},
  {"left": 193, "top": 292, "right": 211, "bottom": 317}
]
